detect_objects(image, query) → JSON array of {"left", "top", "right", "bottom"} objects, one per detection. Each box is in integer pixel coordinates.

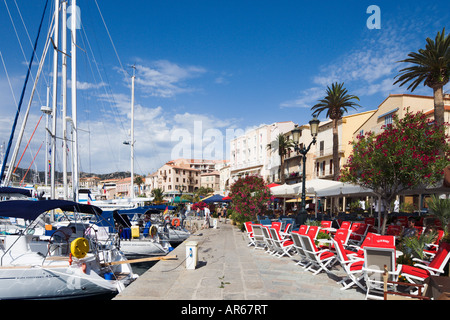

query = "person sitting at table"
[{"left": 402, "top": 217, "right": 418, "bottom": 238}]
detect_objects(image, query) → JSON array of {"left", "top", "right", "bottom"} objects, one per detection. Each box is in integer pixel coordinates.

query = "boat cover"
[
  {"left": 0, "top": 187, "right": 32, "bottom": 197},
  {"left": 0, "top": 199, "right": 102, "bottom": 220}
]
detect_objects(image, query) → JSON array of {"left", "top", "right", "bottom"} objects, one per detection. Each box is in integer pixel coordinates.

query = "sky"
[{"left": 0, "top": 0, "right": 450, "bottom": 179}]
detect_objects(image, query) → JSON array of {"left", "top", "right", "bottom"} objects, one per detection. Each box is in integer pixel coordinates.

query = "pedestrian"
[{"left": 202, "top": 205, "right": 211, "bottom": 229}]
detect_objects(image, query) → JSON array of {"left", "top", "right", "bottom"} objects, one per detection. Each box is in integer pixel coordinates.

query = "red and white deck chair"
[
  {"left": 261, "top": 225, "right": 277, "bottom": 255},
  {"left": 350, "top": 233, "right": 395, "bottom": 260},
  {"left": 290, "top": 231, "right": 311, "bottom": 268},
  {"left": 306, "top": 225, "right": 320, "bottom": 240},
  {"left": 271, "top": 221, "right": 282, "bottom": 233},
  {"left": 250, "top": 225, "right": 266, "bottom": 250},
  {"left": 280, "top": 223, "right": 292, "bottom": 238},
  {"left": 348, "top": 223, "right": 369, "bottom": 246},
  {"left": 269, "top": 227, "right": 294, "bottom": 258},
  {"left": 362, "top": 245, "right": 400, "bottom": 300},
  {"left": 332, "top": 238, "right": 365, "bottom": 291},
  {"left": 339, "top": 221, "right": 351, "bottom": 230},
  {"left": 244, "top": 221, "right": 255, "bottom": 247},
  {"left": 322, "top": 228, "right": 353, "bottom": 253},
  {"left": 423, "top": 229, "right": 445, "bottom": 258},
  {"left": 299, "top": 234, "right": 336, "bottom": 275},
  {"left": 320, "top": 220, "right": 333, "bottom": 234},
  {"left": 297, "top": 224, "right": 309, "bottom": 235},
  {"left": 400, "top": 242, "right": 450, "bottom": 285}
]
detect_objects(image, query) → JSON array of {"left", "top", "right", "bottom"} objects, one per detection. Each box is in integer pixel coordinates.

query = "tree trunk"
[
  {"left": 433, "top": 85, "right": 445, "bottom": 128},
  {"left": 280, "top": 156, "right": 285, "bottom": 184},
  {"left": 332, "top": 119, "right": 340, "bottom": 181}
]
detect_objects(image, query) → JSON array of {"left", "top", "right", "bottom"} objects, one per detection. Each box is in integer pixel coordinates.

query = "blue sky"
[{"left": 1, "top": 0, "right": 449, "bottom": 178}]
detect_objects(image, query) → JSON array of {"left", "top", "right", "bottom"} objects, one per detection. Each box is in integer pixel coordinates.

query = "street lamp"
[{"left": 291, "top": 116, "right": 320, "bottom": 225}]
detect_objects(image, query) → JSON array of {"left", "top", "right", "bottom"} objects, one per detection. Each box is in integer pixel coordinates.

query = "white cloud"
[
  {"left": 280, "top": 23, "right": 422, "bottom": 109},
  {"left": 134, "top": 60, "right": 207, "bottom": 98}
]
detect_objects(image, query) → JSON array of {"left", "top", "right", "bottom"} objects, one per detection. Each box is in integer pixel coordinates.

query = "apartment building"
[
  {"left": 229, "top": 121, "right": 295, "bottom": 184},
  {"left": 200, "top": 171, "right": 220, "bottom": 191},
  {"left": 352, "top": 93, "right": 450, "bottom": 140},
  {"left": 313, "top": 110, "right": 376, "bottom": 180}
]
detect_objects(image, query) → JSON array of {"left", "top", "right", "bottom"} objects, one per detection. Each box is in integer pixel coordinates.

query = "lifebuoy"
[
  {"left": 70, "top": 237, "right": 89, "bottom": 259},
  {"left": 149, "top": 225, "right": 157, "bottom": 237},
  {"left": 172, "top": 218, "right": 180, "bottom": 227}
]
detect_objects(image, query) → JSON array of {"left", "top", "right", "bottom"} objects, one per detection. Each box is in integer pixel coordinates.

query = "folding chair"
[
  {"left": 269, "top": 227, "right": 294, "bottom": 258},
  {"left": 290, "top": 232, "right": 311, "bottom": 268},
  {"left": 386, "top": 225, "right": 403, "bottom": 237},
  {"left": 332, "top": 238, "right": 365, "bottom": 291},
  {"left": 340, "top": 221, "right": 351, "bottom": 230},
  {"left": 251, "top": 225, "right": 266, "bottom": 250},
  {"left": 244, "top": 221, "right": 255, "bottom": 247},
  {"left": 348, "top": 223, "right": 369, "bottom": 246},
  {"left": 306, "top": 225, "right": 320, "bottom": 240},
  {"left": 297, "top": 224, "right": 309, "bottom": 235},
  {"left": 320, "top": 220, "right": 332, "bottom": 234},
  {"left": 401, "top": 242, "right": 450, "bottom": 285},
  {"left": 362, "top": 246, "right": 400, "bottom": 300},
  {"left": 299, "top": 234, "right": 336, "bottom": 275},
  {"left": 271, "top": 221, "right": 282, "bottom": 233},
  {"left": 261, "top": 225, "right": 276, "bottom": 255},
  {"left": 383, "top": 265, "right": 430, "bottom": 300},
  {"left": 423, "top": 229, "right": 445, "bottom": 258}
]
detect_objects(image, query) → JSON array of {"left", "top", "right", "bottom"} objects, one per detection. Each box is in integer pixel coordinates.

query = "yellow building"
[
  {"left": 313, "top": 110, "right": 376, "bottom": 180},
  {"left": 353, "top": 93, "right": 450, "bottom": 141}
]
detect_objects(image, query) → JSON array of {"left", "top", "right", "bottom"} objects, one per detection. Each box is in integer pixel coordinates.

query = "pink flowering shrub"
[{"left": 229, "top": 175, "right": 271, "bottom": 223}]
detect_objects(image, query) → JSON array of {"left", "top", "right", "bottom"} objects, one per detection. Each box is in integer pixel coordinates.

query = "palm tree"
[
  {"left": 134, "top": 175, "right": 144, "bottom": 196},
  {"left": 311, "top": 82, "right": 361, "bottom": 181},
  {"left": 151, "top": 188, "right": 164, "bottom": 204},
  {"left": 267, "top": 133, "right": 294, "bottom": 184},
  {"left": 394, "top": 28, "right": 450, "bottom": 128}
]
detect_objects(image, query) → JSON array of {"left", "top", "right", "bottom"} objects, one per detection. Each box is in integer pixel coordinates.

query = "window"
[
  {"left": 320, "top": 141, "right": 324, "bottom": 156},
  {"left": 385, "top": 114, "right": 393, "bottom": 126},
  {"left": 329, "top": 159, "right": 333, "bottom": 175}
]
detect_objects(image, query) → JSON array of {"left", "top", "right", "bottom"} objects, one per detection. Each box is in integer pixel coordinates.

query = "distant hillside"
[{"left": 8, "top": 168, "right": 137, "bottom": 185}]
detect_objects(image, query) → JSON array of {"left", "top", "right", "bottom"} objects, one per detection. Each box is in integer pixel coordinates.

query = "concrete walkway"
[{"left": 114, "top": 221, "right": 365, "bottom": 300}]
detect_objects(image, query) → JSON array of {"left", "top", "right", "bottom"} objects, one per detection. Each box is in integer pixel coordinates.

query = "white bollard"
[{"left": 185, "top": 241, "right": 198, "bottom": 270}]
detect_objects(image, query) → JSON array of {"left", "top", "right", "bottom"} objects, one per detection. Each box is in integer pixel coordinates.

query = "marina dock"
[{"left": 114, "top": 221, "right": 365, "bottom": 300}]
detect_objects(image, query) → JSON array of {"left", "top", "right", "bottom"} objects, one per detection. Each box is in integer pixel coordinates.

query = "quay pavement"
[{"left": 114, "top": 220, "right": 365, "bottom": 300}]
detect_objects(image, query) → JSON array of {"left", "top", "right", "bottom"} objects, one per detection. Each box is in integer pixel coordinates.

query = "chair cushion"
[
  {"left": 349, "top": 260, "right": 364, "bottom": 272},
  {"left": 283, "top": 240, "right": 293, "bottom": 247},
  {"left": 319, "top": 251, "right": 334, "bottom": 260},
  {"left": 401, "top": 265, "right": 430, "bottom": 279}
]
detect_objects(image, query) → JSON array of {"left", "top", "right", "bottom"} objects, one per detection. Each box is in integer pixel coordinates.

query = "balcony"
[{"left": 315, "top": 146, "right": 345, "bottom": 159}]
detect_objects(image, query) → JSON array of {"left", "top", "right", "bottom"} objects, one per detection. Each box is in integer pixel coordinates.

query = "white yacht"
[{"left": 0, "top": 200, "right": 137, "bottom": 300}]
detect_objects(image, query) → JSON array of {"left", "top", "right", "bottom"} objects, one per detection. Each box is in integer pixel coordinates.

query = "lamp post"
[{"left": 291, "top": 117, "right": 320, "bottom": 225}]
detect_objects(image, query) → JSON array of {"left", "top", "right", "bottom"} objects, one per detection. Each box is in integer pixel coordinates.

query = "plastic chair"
[
  {"left": 261, "top": 226, "right": 276, "bottom": 255},
  {"left": 244, "top": 221, "right": 255, "bottom": 247},
  {"left": 348, "top": 223, "right": 369, "bottom": 246},
  {"left": 299, "top": 234, "right": 336, "bottom": 275},
  {"left": 401, "top": 242, "right": 450, "bottom": 284},
  {"left": 363, "top": 246, "right": 400, "bottom": 300},
  {"left": 290, "top": 232, "right": 311, "bottom": 268},
  {"left": 332, "top": 238, "right": 365, "bottom": 291},
  {"left": 269, "top": 227, "right": 294, "bottom": 258},
  {"left": 250, "top": 225, "right": 266, "bottom": 250},
  {"left": 306, "top": 225, "right": 320, "bottom": 240},
  {"left": 340, "top": 221, "right": 351, "bottom": 230}
]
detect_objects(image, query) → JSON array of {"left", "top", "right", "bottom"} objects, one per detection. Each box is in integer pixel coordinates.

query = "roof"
[
  {"left": 0, "top": 200, "right": 102, "bottom": 220},
  {"left": 0, "top": 187, "right": 32, "bottom": 197}
]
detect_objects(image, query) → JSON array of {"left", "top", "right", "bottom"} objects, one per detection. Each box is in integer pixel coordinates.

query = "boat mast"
[
  {"left": 71, "top": 0, "right": 79, "bottom": 202},
  {"left": 130, "top": 66, "right": 135, "bottom": 199},
  {"left": 62, "top": 0, "right": 68, "bottom": 200},
  {"left": 50, "top": 0, "right": 59, "bottom": 200}
]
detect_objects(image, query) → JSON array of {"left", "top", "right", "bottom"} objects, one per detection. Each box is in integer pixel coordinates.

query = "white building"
[{"left": 229, "top": 121, "right": 295, "bottom": 184}]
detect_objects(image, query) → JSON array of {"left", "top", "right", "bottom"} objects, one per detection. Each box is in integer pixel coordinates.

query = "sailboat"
[{"left": 0, "top": 200, "right": 137, "bottom": 299}]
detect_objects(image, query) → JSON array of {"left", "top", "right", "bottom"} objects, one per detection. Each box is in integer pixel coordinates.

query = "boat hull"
[{"left": 0, "top": 265, "right": 118, "bottom": 300}]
